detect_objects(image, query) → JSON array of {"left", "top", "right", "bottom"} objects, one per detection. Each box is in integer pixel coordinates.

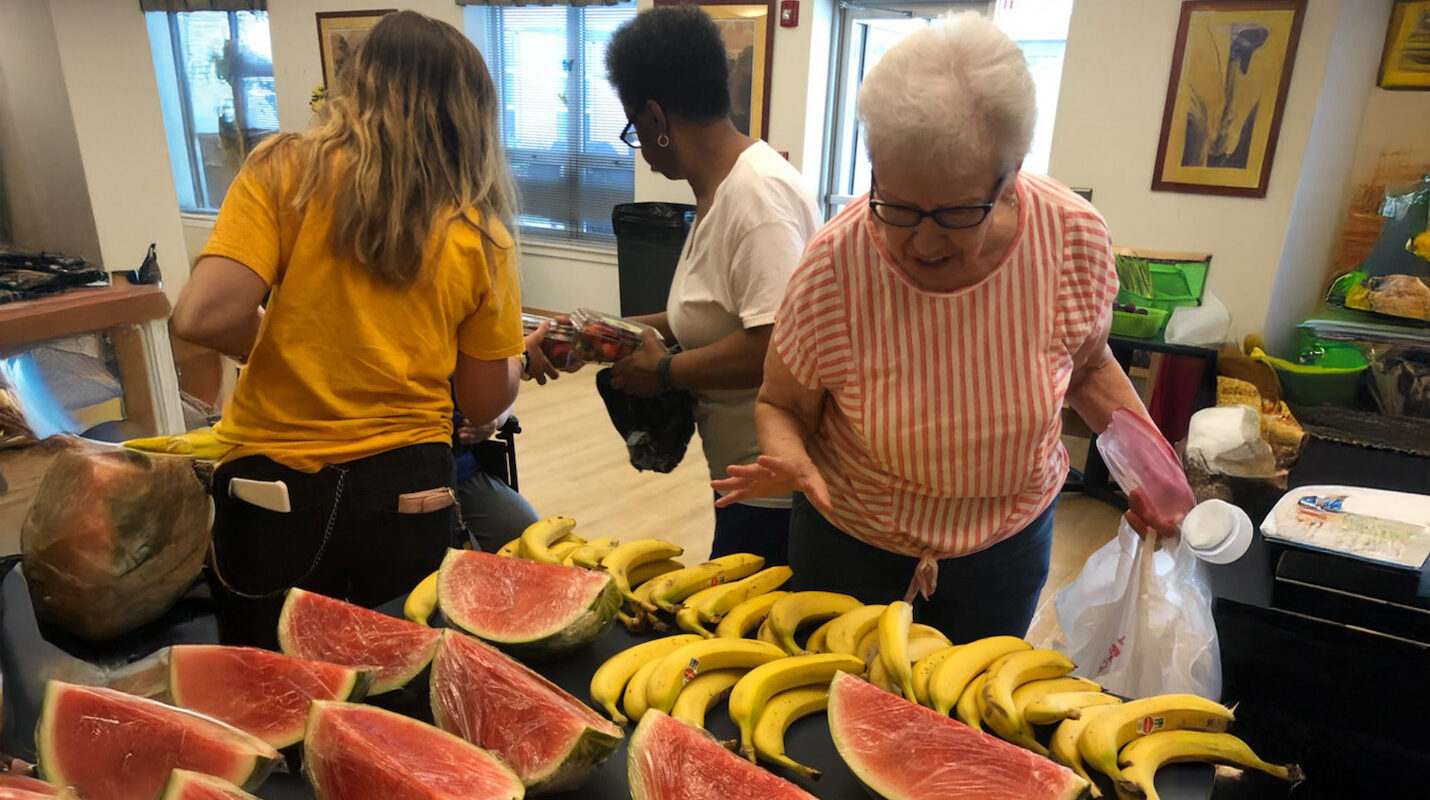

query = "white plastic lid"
[{"left": 1180, "top": 499, "right": 1254, "bottom": 564}]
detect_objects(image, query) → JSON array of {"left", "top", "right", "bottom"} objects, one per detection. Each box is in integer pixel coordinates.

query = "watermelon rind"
[
  {"left": 35, "top": 681, "right": 279, "bottom": 800},
  {"left": 303, "top": 701, "right": 524, "bottom": 800},
  {"left": 168, "top": 645, "right": 374, "bottom": 750},
  {"left": 430, "top": 630, "right": 622, "bottom": 795},
  {"left": 276, "top": 588, "right": 440, "bottom": 696},
  {"left": 627, "top": 710, "right": 817, "bottom": 800},
  {"left": 827, "top": 672, "right": 1088, "bottom": 800},
  {"left": 159, "top": 769, "right": 260, "bottom": 800},
  {"left": 436, "top": 549, "right": 620, "bottom": 660}
]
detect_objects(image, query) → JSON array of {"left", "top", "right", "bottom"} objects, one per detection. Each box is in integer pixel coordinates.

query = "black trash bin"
[{"left": 611, "top": 202, "right": 696, "bottom": 317}]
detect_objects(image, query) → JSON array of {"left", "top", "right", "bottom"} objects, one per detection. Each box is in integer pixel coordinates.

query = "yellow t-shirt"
[{"left": 201, "top": 143, "right": 523, "bottom": 472}]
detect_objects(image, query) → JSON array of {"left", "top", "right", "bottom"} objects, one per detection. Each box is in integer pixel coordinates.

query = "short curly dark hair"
[{"left": 606, "top": 6, "right": 731, "bottom": 123}]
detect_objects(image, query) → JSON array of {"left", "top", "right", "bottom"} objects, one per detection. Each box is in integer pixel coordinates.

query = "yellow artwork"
[
  {"left": 657, "top": 0, "right": 774, "bottom": 140},
  {"left": 316, "top": 11, "right": 394, "bottom": 91},
  {"left": 1152, "top": 2, "right": 1306, "bottom": 198},
  {"left": 1379, "top": 1, "right": 1430, "bottom": 90}
]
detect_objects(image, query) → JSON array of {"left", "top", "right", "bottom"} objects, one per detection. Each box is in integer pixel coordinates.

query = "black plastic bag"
[
  {"left": 594, "top": 368, "right": 695, "bottom": 473},
  {"left": 0, "top": 251, "right": 106, "bottom": 304}
]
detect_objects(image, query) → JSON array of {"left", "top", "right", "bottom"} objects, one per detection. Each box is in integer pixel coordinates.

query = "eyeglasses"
[
  {"left": 620, "top": 119, "right": 641, "bottom": 149},
  {"left": 868, "top": 173, "right": 1007, "bottom": 230}
]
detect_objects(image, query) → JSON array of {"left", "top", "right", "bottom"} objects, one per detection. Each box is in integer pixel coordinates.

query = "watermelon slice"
[
  {"left": 430, "top": 630, "right": 622, "bottom": 794},
  {"left": 827, "top": 672, "right": 1087, "bottom": 800},
  {"left": 35, "top": 681, "right": 279, "bottom": 800},
  {"left": 436, "top": 549, "right": 619, "bottom": 660},
  {"left": 0, "top": 774, "right": 58, "bottom": 795},
  {"left": 303, "top": 701, "right": 524, "bottom": 800},
  {"left": 277, "top": 588, "right": 441, "bottom": 695},
  {"left": 169, "top": 645, "right": 371, "bottom": 749},
  {"left": 158, "top": 770, "right": 260, "bottom": 800},
  {"left": 628, "top": 710, "right": 816, "bottom": 800}
]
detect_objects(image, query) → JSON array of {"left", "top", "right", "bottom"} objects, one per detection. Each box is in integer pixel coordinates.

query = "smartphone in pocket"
[{"left": 397, "top": 487, "right": 455, "bottom": 514}]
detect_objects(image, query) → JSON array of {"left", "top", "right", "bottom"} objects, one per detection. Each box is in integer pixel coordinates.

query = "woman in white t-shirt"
[{"left": 602, "top": 6, "right": 820, "bottom": 564}]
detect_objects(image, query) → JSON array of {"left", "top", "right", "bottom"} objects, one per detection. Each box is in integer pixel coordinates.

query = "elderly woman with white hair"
[{"left": 714, "top": 13, "right": 1172, "bottom": 643}]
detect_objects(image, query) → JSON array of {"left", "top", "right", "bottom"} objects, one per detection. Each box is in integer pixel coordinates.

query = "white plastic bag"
[
  {"left": 1041, "top": 520, "right": 1221, "bottom": 699},
  {"left": 1165, "top": 289, "right": 1231, "bottom": 348}
]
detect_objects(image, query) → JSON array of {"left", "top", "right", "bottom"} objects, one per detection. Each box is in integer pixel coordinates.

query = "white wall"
[
  {"left": 0, "top": 0, "right": 101, "bottom": 262},
  {"left": 46, "top": 0, "right": 190, "bottom": 301},
  {"left": 1049, "top": 0, "right": 1345, "bottom": 342}
]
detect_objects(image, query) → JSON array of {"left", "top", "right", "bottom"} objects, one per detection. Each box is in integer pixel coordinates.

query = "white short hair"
[{"left": 858, "top": 11, "right": 1036, "bottom": 177}]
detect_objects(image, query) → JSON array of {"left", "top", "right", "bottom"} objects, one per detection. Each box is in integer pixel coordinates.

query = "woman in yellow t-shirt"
[{"left": 171, "top": 11, "right": 534, "bottom": 648}]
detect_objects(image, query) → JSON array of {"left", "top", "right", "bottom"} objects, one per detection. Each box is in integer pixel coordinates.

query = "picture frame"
[
  {"left": 316, "top": 10, "right": 395, "bottom": 90},
  {"left": 1151, "top": 1, "right": 1307, "bottom": 198},
  {"left": 1378, "top": 1, "right": 1430, "bottom": 90},
  {"left": 654, "top": 0, "right": 776, "bottom": 140}
]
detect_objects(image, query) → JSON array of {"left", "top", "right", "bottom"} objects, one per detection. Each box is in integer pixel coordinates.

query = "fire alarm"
[{"left": 780, "top": 0, "right": 799, "bottom": 27}]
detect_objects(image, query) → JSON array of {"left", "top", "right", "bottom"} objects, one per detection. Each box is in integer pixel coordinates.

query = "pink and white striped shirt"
[{"left": 773, "top": 172, "right": 1117, "bottom": 580}]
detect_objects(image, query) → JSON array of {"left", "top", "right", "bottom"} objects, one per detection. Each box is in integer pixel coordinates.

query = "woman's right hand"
[
  {"left": 522, "top": 320, "right": 561, "bottom": 384},
  {"left": 713, "top": 454, "right": 833, "bottom": 517}
]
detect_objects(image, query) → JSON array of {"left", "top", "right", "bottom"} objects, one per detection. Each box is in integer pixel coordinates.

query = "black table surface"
[{"left": 0, "top": 567, "right": 1224, "bottom": 799}]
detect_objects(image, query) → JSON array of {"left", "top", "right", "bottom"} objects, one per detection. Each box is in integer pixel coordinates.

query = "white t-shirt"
[{"left": 667, "top": 141, "right": 821, "bottom": 509}]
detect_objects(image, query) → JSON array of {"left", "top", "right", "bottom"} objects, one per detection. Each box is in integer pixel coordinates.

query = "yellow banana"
[
  {"left": 627, "top": 557, "right": 684, "bottom": 589},
  {"left": 980, "top": 649, "right": 1075, "bottom": 756},
  {"left": 589, "top": 633, "right": 703, "bottom": 726},
  {"left": 496, "top": 539, "right": 523, "bottom": 558},
  {"left": 911, "top": 646, "right": 960, "bottom": 708},
  {"left": 601, "top": 539, "right": 685, "bottom": 604},
  {"left": 870, "top": 636, "right": 953, "bottom": 694},
  {"left": 715, "top": 591, "right": 790, "bottom": 639},
  {"left": 757, "top": 619, "right": 781, "bottom": 647},
  {"left": 1116, "top": 730, "right": 1303, "bottom": 800},
  {"left": 821, "top": 604, "right": 886, "bottom": 657},
  {"left": 669, "top": 668, "right": 746, "bottom": 729},
  {"left": 617, "top": 608, "right": 649, "bottom": 634},
  {"left": 547, "top": 540, "right": 583, "bottom": 562},
  {"left": 751, "top": 685, "right": 829, "bottom": 780},
  {"left": 644, "top": 554, "right": 766, "bottom": 614},
  {"left": 856, "top": 623, "right": 947, "bottom": 667},
  {"left": 644, "top": 638, "right": 786, "bottom": 715},
  {"left": 517, "top": 515, "right": 579, "bottom": 562},
  {"left": 1022, "top": 691, "right": 1122, "bottom": 726},
  {"left": 1050, "top": 705, "right": 1115, "bottom": 797},
  {"left": 675, "top": 606, "right": 714, "bottom": 638},
  {"left": 729, "top": 653, "right": 865, "bottom": 761},
  {"left": 1011, "top": 676, "right": 1102, "bottom": 714},
  {"left": 878, "top": 601, "right": 916, "bottom": 702},
  {"left": 955, "top": 673, "right": 988, "bottom": 729},
  {"left": 403, "top": 570, "right": 439, "bottom": 626},
  {"left": 1077, "top": 694, "right": 1236, "bottom": 784},
  {"left": 622, "top": 657, "right": 661, "bottom": 724},
  {"left": 564, "top": 538, "right": 620, "bottom": 568},
  {"left": 683, "top": 566, "right": 795, "bottom": 623},
  {"left": 927, "top": 635, "right": 1031, "bottom": 715},
  {"left": 767, "top": 592, "right": 863, "bottom": 655},
  {"left": 803, "top": 618, "right": 837, "bottom": 653}
]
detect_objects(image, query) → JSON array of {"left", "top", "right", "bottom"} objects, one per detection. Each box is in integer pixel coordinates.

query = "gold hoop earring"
[{"left": 657, "top": 133, "right": 670, "bottom": 148}]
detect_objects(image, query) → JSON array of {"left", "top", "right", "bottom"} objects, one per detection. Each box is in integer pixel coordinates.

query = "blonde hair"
[
  {"left": 255, "top": 11, "right": 517, "bottom": 285},
  {"left": 858, "top": 11, "right": 1036, "bottom": 176}
]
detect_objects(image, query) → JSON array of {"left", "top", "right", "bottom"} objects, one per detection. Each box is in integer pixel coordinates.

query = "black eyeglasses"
[
  {"left": 620, "top": 119, "right": 641, "bottom": 149},
  {"left": 868, "top": 173, "right": 1007, "bottom": 230}
]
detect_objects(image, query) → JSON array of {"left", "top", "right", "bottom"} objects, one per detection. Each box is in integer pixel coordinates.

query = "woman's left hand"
[
  {"left": 1125, "top": 488, "right": 1182, "bottom": 540},
  {"left": 523, "top": 320, "right": 561, "bottom": 385},
  {"left": 609, "top": 328, "right": 668, "bottom": 398}
]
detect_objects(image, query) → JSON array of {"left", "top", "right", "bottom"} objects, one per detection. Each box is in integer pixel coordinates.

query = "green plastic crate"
[
  {"left": 1114, "top": 250, "right": 1211, "bottom": 314},
  {"left": 1110, "top": 306, "right": 1169, "bottom": 338},
  {"left": 1253, "top": 339, "right": 1368, "bottom": 406}
]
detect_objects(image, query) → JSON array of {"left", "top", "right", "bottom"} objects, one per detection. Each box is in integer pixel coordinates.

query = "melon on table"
[
  {"left": 35, "top": 681, "right": 279, "bottom": 800},
  {"left": 169, "top": 645, "right": 370, "bottom": 749},
  {"left": 628, "top": 711, "right": 817, "bottom": 800},
  {"left": 827, "top": 671, "right": 1087, "bottom": 800},
  {"left": 430, "top": 630, "right": 622, "bottom": 794},
  {"left": 158, "top": 770, "right": 260, "bottom": 800},
  {"left": 277, "top": 588, "right": 440, "bottom": 695},
  {"left": 303, "top": 701, "right": 523, "bottom": 800},
  {"left": 0, "top": 772, "right": 72, "bottom": 799},
  {"left": 437, "top": 548, "right": 619, "bottom": 660}
]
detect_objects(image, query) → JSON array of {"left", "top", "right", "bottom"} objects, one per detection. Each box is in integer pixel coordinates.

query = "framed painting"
[
  {"left": 316, "top": 10, "right": 394, "bottom": 90},
  {"left": 1378, "top": 1, "right": 1430, "bottom": 90},
  {"left": 1151, "top": 1, "right": 1307, "bottom": 198},
  {"left": 655, "top": 0, "right": 775, "bottom": 140}
]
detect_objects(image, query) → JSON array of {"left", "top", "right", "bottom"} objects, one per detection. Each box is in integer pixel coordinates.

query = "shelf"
[{"left": 0, "top": 279, "right": 170, "bottom": 355}]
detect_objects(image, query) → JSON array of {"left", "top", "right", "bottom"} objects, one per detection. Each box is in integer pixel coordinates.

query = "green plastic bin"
[
  {"left": 1253, "top": 341, "right": 1368, "bottom": 406},
  {"left": 1110, "top": 307, "right": 1169, "bottom": 338},
  {"left": 1114, "top": 250, "right": 1211, "bottom": 314}
]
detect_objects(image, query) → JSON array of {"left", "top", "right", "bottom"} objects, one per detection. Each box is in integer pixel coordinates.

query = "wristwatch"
[
  {"left": 656, "top": 346, "right": 681, "bottom": 391},
  {"left": 519, "top": 350, "right": 531, "bottom": 378}
]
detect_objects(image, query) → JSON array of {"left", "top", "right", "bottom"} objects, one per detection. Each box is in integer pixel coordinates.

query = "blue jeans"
[
  {"left": 455, "top": 471, "right": 540, "bottom": 553},
  {"left": 788, "top": 494, "right": 1056, "bottom": 645},
  {"left": 711, "top": 494, "right": 791, "bottom": 566}
]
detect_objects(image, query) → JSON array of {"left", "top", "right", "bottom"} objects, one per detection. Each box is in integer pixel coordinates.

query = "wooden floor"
[{"left": 511, "top": 369, "right": 1122, "bottom": 632}]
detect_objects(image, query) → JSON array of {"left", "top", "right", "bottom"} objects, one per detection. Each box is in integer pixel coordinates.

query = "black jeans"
[
  {"left": 209, "top": 443, "right": 456, "bottom": 649},
  {"left": 788, "top": 493, "right": 1057, "bottom": 645},
  {"left": 711, "top": 493, "right": 792, "bottom": 566}
]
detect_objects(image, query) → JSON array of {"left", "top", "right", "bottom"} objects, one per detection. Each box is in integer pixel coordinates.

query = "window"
[
  {"left": 822, "top": 0, "right": 1074, "bottom": 218},
  {"left": 477, "top": 2, "right": 637, "bottom": 243},
  {"left": 147, "top": 10, "right": 277, "bottom": 213}
]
